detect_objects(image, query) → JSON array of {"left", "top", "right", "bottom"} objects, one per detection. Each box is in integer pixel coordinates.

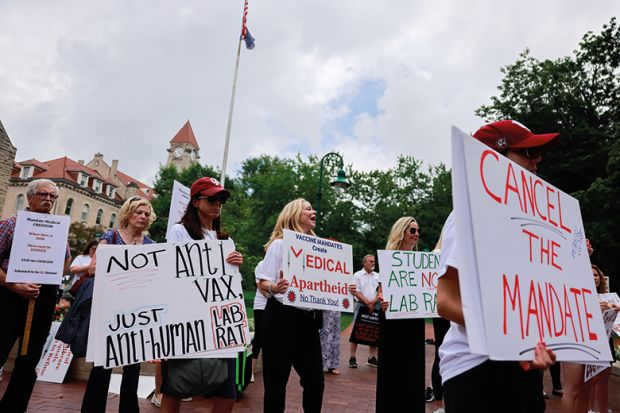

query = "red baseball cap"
[
  {"left": 190, "top": 177, "right": 230, "bottom": 198},
  {"left": 473, "top": 120, "right": 559, "bottom": 152}
]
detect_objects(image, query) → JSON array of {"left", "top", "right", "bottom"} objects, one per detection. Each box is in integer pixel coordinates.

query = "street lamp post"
[{"left": 315, "top": 152, "right": 350, "bottom": 234}]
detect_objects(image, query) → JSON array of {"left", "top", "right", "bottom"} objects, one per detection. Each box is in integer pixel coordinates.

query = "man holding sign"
[
  {"left": 437, "top": 121, "right": 560, "bottom": 413},
  {"left": 0, "top": 179, "right": 71, "bottom": 413}
]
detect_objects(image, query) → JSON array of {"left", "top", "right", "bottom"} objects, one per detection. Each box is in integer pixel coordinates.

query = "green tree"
[
  {"left": 68, "top": 222, "right": 104, "bottom": 256},
  {"left": 476, "top": 17, "right": 620, "bottom": 285}
]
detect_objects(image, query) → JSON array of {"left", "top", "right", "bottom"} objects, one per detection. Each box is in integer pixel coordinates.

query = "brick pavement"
[{"left": 2, "top": 322, "right": 618, "bottom": 412}]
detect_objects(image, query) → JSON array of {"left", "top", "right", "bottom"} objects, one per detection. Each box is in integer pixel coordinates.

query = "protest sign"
[
  {"left": 281, "top": 229, "right": 354, "bottom": 312},
  {"left": 349, "top": 307, "right": 380, "bottom": 347},
  {"left": 451, "top": 126, "right": 611, "bottom": 362},
  {"left": 599, "top": 293, "right": 620, "bottom": 337},
  {"left": 36, "top": 321, "right": 73, "bottom": 383},
  {"left": 377, "top": 250, "right": 439, "bottom": 319},
  {"left": 88, "top": 240, "right": 249, "bottom": 367},
  {"left": 6, "top": 211, "right": 70, "bottom": 285},
  {"left": 584, "top": 307, "right": 618, "bottom": 381},
  {"left": 165, "top": 180, "right": 191, "bottom": 241}
]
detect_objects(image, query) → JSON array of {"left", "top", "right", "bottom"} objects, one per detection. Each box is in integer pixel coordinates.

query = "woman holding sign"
[
  {"left": 81, "top": 196, "right": 156, "bottom": 413},
  {"left": 163, "top": 177, "right": 243, "bottom": 413},
  {"left": 376, "top": 216, "right": 425, "bottom": 413},
  {"left": 436, "top": 120, "right": 559, "bottom": 413},
  {"left": 257, "top": 198, "right": 325, "bottom": 413}
]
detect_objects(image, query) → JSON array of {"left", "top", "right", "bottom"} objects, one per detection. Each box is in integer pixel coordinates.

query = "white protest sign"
[
  {"left": 584, "top": 307, "right": 617, "bottom": 382},
  {"left": 282, "top": 229, "right": 354, "bottom": 312},
  {"left": 165, "top": 181, "right": 191, "bottom": 241},
  {"left": 599, "top": 293, "right": 620, "bottom": 337},
  {"left": 6, "top": 211, "right": 70, "bottom": 285},
  {"left": 451, "top": 126, "right": 611, "bottom": 362},
  {"left": 377, "top": 250, "right": 439, "bottom": 319},
  {"left": 88, "top": 240, "right": 249, "bottom": 367},
  {"left": 36, "top": 321, "right": 73, "bottom": 383}
]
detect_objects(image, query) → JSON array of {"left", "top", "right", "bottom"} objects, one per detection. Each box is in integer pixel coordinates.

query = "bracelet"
[{"left": 268, "top": 283, "right": 274, "bottom": 295}]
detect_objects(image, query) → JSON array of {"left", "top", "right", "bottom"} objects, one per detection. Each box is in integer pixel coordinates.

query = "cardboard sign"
[
  {"left": 349, "top": 307, "right": 380, "bottom": 347},
  {"left": 36, "top": 321, "right": 73, "bottom": 383},
  {"left": 584, "top": 308, "right": 618, "bottom": 381},
  {"left": 165, "top": 181, "right": 191, "bottom": 241},
  {"left": 281, "top": 229, "right": 354, "bottom": 312},
  {"left": 451, "top": 126, "right": 611, "bottom": 362},
  {"left": 377, "top": 250, "right": 439, "bottom": 319},
  {"left": 598, "top": 293, "right": 620, "bottom": 337},
  {"left": 87, "top": 240, "right": 249, "bottom": 367},
  {"left": 6, "top": 211, "right": 70, "bottom": 285}
]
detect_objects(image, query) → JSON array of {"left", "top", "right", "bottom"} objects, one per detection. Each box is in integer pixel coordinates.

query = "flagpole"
[{"left": 220, "top": 37, "right": 243, "bottom": 188}]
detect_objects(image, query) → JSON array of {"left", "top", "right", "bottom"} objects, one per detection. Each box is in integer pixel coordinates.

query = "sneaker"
[
  {"left": 348, "top": 357, "right": 358, "bottom": 368},
  {"left": 367, "top": 356, "right": 378, "bottom": 367},
  {"left": 425, "top": 386, "right": 435, "bottom": 403},
  {"left": 181, "top": 397, "right": 192, "bottom": 402},
  {"left": 433, "top": 409, "right": 445, "bottom": 413},
  {"left": 150, "top": 394, "right": 162, "bottom": 408}
]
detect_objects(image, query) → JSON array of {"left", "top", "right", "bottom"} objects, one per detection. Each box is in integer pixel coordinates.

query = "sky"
[{"left": 0, "top": 0, "right": 617, "bottom": 185}]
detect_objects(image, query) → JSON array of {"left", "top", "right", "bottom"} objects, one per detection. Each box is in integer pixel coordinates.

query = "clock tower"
[{"left": 166, "top": 120, "right": 201, "bottom": 170}]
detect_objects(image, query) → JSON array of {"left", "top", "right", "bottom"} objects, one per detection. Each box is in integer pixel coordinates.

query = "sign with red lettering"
[
  {"left": 36, "top": 322, "right": 73, "bottom": 383},
  {"left": 451, "top": 126, "right": 612, "bottom": 362},
  {"left": 598, "top": 293, "right": 620, "bottom": 337},
  {"left": 349, "top": 307, "right": 380, "bottom": 346},
  {"left": 377, "top": 250, "right": 439, "bottom": 319},
  {"left": 584, "top": 307, "right": 617, "bottom": 381},
  {"left": 6, "top": 211, "right": 70, "bottom": 285},
  {"left": 282, "top": 229, "right": 354, "bottom": 312}
]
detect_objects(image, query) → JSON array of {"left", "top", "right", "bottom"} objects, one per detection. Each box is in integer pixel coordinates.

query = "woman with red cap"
[
  {"left": 436, "top": 120, "right": 558, "bottom": 413},
  {"left": 161, "top": 177, "right": 243, "bottom": 413}
]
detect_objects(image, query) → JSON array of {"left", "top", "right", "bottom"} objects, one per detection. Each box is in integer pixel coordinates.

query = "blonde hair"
[
  {"left": 118, "top": 197, "right": 156, "bottom": 230},
  {"left": 264, "top": 198, "right": 315, "bottom": 250},
  {"left": 385, "top": 216, "right": 418, "bottom": 251}
]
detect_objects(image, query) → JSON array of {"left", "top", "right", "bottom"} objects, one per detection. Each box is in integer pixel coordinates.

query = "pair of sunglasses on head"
[{"left": 196, "top": 193, "right": 229, "bottom": 204}]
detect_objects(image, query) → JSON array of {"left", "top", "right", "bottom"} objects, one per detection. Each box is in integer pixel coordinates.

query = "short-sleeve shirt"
[
  {"left": 0, "top": 215, "right": 71, "bottom": 274},
  {"left": 253, "top": 260, "right": 269, "bottom": 310},
  {"left": 255, "top": 239, "right": 285, "bottom": 304},
  {"left": 353, "top": 269, "right": 379, "bottom": 301},
  {"left": 437, "top": 211, "right": 488, "bottom": 383}
]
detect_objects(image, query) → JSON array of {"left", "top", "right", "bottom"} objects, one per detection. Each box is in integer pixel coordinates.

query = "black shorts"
[{"left": 161, "top": 358, "right": 237, "bottom": 400}]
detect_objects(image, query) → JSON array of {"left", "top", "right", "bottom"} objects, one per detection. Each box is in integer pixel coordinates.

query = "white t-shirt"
[
  {"left": 353, "top": 269, "right": 379, "bottom": 301},
  {"left": 69, "top": 254, "right": 92, "bottom": 284},
  {"left": 167, "top": 223, "right": 217, "bottom": 243},
  {"left": 253, "top": 260, "right": 268, "bottom": 310},
  {"left": 438, "top": 211, "right": 488, "bottom": 383},
  {"left": 255, "top": 239, "right": 285, "bottom": 304}
]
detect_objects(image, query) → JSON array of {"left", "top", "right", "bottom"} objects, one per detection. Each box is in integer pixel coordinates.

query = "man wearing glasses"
[{"left": 0, "top": 179, "right": 71, "bottom": 413}]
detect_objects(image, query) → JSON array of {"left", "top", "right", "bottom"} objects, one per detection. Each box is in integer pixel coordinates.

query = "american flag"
[{"left": 240, "top": 0, "right": 255, "bottom": 50}]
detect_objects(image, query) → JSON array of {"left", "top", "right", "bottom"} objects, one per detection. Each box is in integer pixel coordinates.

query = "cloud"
[{"left": 0, "top": 0, "right": 615, "bottom": 184}]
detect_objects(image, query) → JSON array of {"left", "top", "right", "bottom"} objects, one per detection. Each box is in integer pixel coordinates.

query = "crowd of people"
[{"left": 0, "top": 119, "right": 617, "bottom": 413}]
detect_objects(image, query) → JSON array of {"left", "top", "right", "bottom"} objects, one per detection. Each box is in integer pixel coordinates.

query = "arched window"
[
  {"left": 64, "top": 198, "right": 74, "bottom": 216},
  {"left": 109, "top": 213, "right": 117, "bottom": 228},
  {"left": 15, "top": 194, "right": 26, "bottom": 212},
  {"left": 96, "top": 209, "right": 104, "bottom": 225},
  {"left": 81, "top": 204, "right": 90, "bottom": 222}
]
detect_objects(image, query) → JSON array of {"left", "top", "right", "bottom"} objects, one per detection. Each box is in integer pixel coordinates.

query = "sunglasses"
[
  {"left": 197, "top": 194, "right": 229, "bottom": 204},
  {"left": 34, "top": 192, "right": 59, "bottom": 200},
  {"left": 408, "top": 227, "right": 420, "bottom": 235},
  {"left": 510, "top": 147, "right": 543, "bottom": 159}
]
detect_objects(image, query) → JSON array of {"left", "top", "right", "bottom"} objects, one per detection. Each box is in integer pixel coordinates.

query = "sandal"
[{"left": 327, "top": 368, "right": 340, "bottom": 375}]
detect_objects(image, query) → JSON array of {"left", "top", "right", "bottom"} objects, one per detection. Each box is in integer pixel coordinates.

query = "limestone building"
[
  {"left": 0, "top": 121, "right": 17, "bottom": 218},
  {"left": 1, "top": 154, "right": 154, "bottom": 227},
  {"left": 166, "top": 120, "right": 200, "bottom": 170}
]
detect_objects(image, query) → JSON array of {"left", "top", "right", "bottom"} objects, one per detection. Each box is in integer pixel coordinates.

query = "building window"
[
  {"left": 81, "top": 204, "right": 90, "bottom": 222},
  {"left": 20, "top": 166, "right": 33, "bottom": 179},
  {"left": 78, "top": 172, "right": 89, "bottom": 187},
  {"left": 93, "top": 180, "right": 102, "bottom": 193},
  {"left": 96, "top": 209, "right": 104, "bottom": 225},
  {"left": 109, "top": 213, "right": 117, "bottom": 228},
  {"left": 64, "top": 198, "right": 74, "bottom": 215},
  {"left": 15, "top": 194, "right": 26, "bottom": 212},
  {"left": 106, "top": 185, "right": 116, "bottom": 198}
]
